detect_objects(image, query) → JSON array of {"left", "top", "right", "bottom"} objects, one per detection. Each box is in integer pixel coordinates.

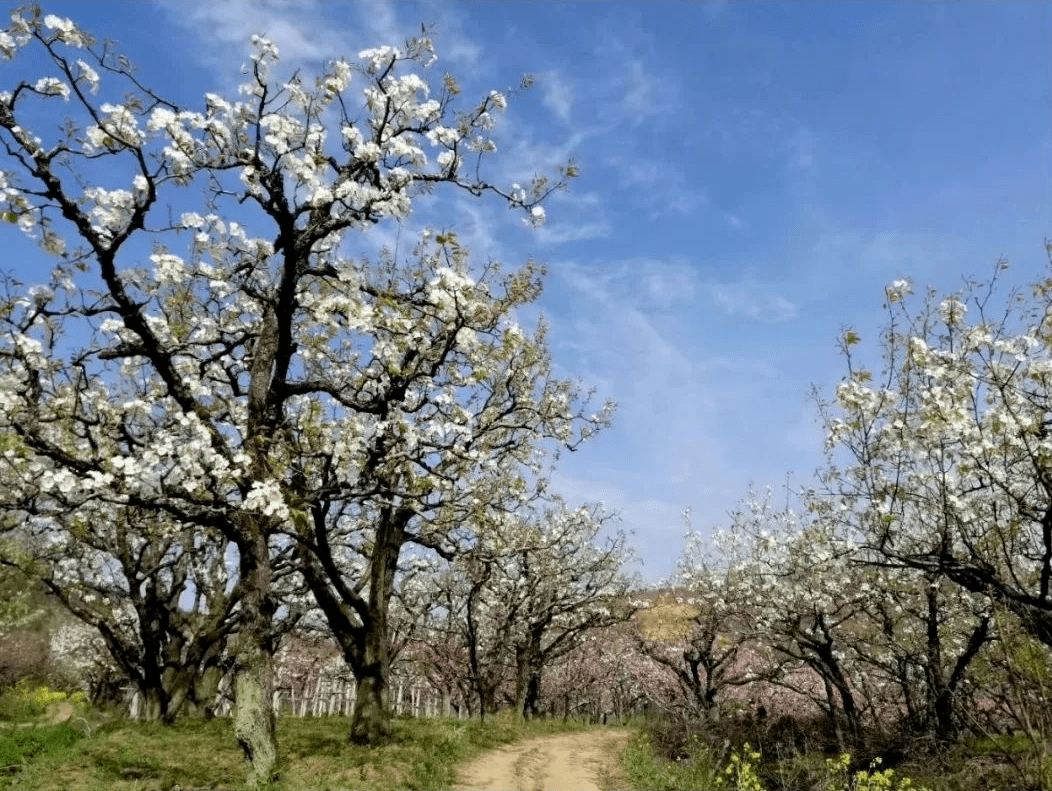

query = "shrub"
[
  {"left": 824, "top": 752, "right": 929, "bottom": 791},
  {"left": 0, "top": 682, "right": 85, "bottom": 722},
  {"left": 625, "top": 721, "right": 936, "bottom": 791}
]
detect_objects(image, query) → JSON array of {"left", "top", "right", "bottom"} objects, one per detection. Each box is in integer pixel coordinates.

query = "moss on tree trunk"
[
  {"left": 232, "top": 529, "right": 278, "bottom": 788},
  {"left": 234, "top": 650, "right": 277, "bottom": 788},
  {"left": 349, "top": 671, "right": 392, "bottom": 744},
  {"left": 349, "top": 621, "right": 392, "bottom": 744}
]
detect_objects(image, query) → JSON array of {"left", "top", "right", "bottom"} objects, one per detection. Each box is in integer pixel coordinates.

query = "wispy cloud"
[
  {"left": 713, "top": 105, "right": 817, "bottom": 172},
  {"left": 556, "top": 256, "right": 701, "bottom": 313},
  {"left": 159, "top": 1, "right": 343, "bottom": 71},
  {"left": 804, "top": 230, "right": 980, "bottom": 296},
  {"left": 552, "top": 258, "right": 697, "bottom": 386},
  {"left": 539, "top": 70, "right": 574, "bottom": 125},
  {"left": 710, "top": 280, "right": 798, "bottom": 323},
  {"left": 536, "top": 219, "right": 613, "bottom": 246},
  {"left": 158, "top": 1, "right": 476, "bottom": 81},
  {"left": 587, "top": 19, "right": 687, "bottom": 131},
  {"left": 722, "top": 212, "right": 745, "bottom": 230},
  {"left": 788, "top": 125, "right": 815, "bottom": 169},
  {"left": 607, "top": 155, "right": 707, "bottom": 219}
]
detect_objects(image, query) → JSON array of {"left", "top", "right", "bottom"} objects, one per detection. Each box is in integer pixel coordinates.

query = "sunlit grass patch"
[
  {"left": 3, "top": 712, "right": 595, "bottom": 791},
  {"left": 5, "top": 717, "right": 244, "bottom": 790},
  {"left": 0, "top": 722, "right": 84, "bottom": 770}
]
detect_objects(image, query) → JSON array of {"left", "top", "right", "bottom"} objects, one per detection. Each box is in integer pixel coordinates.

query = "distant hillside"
[{"left": 631, "top": 589, "right": 699, "bottom": 641}]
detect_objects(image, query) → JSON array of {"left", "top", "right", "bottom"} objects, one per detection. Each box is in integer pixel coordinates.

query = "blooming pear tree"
[
  {"left": 46, "top": 619, "right": 123, "bottom": 704},
  {"left": 502, "top": 503, "right": 635, "bottom": 720},
  {"left": 643, "top": 535, "right": 771, "bottom": 721},
  {"left": 702, "top": 490, "right": 888, "bottom": 748},
  {"left": 544, "top": 619, "right": 674, "bottom": 722},
  {"left": 0, "top": 540, "right": 40, "bottom": 640},
  {"left": 426, "top": 500, "right": 633, "bottom": 719},
  {"left": 434, "top": 550, "right": 520, "bottom": 717},
  {"left": 0, "top": 7, "right": 574, "bottom": 783},
  {"left": 9, "top": 505, "right": 240, "bottom": 722},
  {"left": 289, "top": 234, "right": 612, "bottom": 738},
  {"left": 817, "top": 259, "right": 1052, "bottom": 650},
  {"left": 696, "top": 484, "right": 996, "bottom": 749},
  {"left": 849, "top": 568, "right": 992, "bottom": 742}
]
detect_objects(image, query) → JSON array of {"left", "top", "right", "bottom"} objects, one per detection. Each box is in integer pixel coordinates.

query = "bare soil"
[{"left": 454, "top": 727, "right": 633, "bottom": 791}]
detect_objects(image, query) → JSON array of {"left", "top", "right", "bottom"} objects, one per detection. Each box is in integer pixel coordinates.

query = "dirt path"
[{"left": 454, "top": 727, "right": 633, "bottom": 791}]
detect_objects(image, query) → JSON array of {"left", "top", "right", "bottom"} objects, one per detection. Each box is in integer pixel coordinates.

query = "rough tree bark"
[{"left": 231, "top": 528, "right": 277, "bottom": 786}]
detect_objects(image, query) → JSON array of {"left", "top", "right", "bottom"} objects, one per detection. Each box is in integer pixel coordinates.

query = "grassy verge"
[
  {"left": 620, "top": 727, "right": 743, "bottom": 791},
  {"left": 620, "top": 726, "right": 930, "bottom": 791},
  {"left": 0, "top": 722, "right": 85, "bottom": 772},
  {"left": 619, "top": 724, "right": 1052, "bottom": 791},
  {"left": 2, "top": 712, "right": 591, "bottom": 791}
]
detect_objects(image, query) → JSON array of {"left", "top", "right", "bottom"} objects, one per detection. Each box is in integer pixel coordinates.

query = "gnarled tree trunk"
[
  {"left": 349, "top": 634, "right": 392, "bottom": 744},
  {"left": 232, "top": 529, "right": 277, "bottom": 789}
]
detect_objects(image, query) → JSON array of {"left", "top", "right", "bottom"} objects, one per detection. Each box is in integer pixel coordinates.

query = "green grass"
[
  {"left": 620, "top": 727, "right": 731, "bottom": 790},
  {"left": 0, "top": 686, "right": 47, "bottom": 722},
  {"left": 13, "top": 709, "right": 1047, "bottom": 791},
  {"left": 0, "top": 722, "right": 85, "bottom": 770},
  {"left": 1, "top": 711, "right": 594, "bottom": 791},
  {"left": 899, "top": 734, "right": 1052, "bottom": 791},
  {"left": 619, "top": 724, "right": 1052, "bottom": 791}
]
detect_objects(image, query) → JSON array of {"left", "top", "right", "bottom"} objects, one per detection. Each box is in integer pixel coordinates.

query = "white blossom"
[
  {"left": 33, "top": 77, "right": 69, "bottom": 100},
  {"left": 358, "top": 45, "right": 399, "bottom": 73},
  {"left": 43, "top": 14, "right": 86, "bottom": 47}
]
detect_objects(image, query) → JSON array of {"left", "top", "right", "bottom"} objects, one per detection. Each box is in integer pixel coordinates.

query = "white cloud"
[
  {"left": 711, "top": 280, "right": 798, "bottom": 323},
  {"left": 358, "top": 1, "right": 405, "bottom": 52},
  {"left": 788, "top": 125, "right": 815, "bottom": 169},
  {"left": 806, "top": 230, "right": 975, "bottom": 289},
  {"left": 159, "top": 1, "right": 474, "bottom": 80},
  {"left": 159, "top": 1, "right": 344, "bottom": 71},
  {"left": 714, "top": 106, "right": 816, "bottom": 171},
  {"left": 588, "top": 25, "right": 685, "bottom": 131},
  {"left": 539, "top": 70, "right": 574, "bottom": 124},
  {"left": 536, "top": 218, "right": 612, "bottom": 245},
  {"left": 556, "top": 256, "right": 701, "bottom": 313},
  {"left": 607, "top": 155, "right": 707, "bottom": 218}
]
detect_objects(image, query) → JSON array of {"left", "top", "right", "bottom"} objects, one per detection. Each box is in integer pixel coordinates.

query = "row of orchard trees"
[
  {"left": 642, "top": 258, "right": 1052, "bottom": 758},
  {"left": 0, "top": 8, "right": 628, "bottom": 787},
  {"left": 413, "top": 501, "right": 633, "bottom": 721}
]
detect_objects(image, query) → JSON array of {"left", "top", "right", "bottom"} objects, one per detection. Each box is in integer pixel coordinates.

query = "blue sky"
[{"left": 9, "top": 1, "right": 1052, "bottom": 582}]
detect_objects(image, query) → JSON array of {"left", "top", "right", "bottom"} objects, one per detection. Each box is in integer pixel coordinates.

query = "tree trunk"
[
  {"left": 525, "top": 672, "right": 542, "bottom": 719},
  {"left": 514, "top": 636, "right": 546, "bottom": 720},
  {"left": 349, "top": 663, "right": 392, "bottom": 743},
  {"left": 161, "top": 667, "right": 190, "bottom": 724},
  {"left": 192, "top": 664, "right": 224, "bottom": 720},
  {"left": 515, "top": 666, "right": 542, "bottom": 720},
  {"left": 234, "top": 643, "right": 276, "bottom": 787},
  {"left": 514, "top": 645, "right": 530, "bottom": 720},
  {"left": 348, "top": 547, "right": 396, "bottom": 743},
  {"left": 232, "top": 531, "right": 277, "bottom": 789},
  {"left": 295, "top": 502, "right": 409, "bottom": 744},
  {"left": 139, "top": 686, "right": 165, "bottom": 723}
]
